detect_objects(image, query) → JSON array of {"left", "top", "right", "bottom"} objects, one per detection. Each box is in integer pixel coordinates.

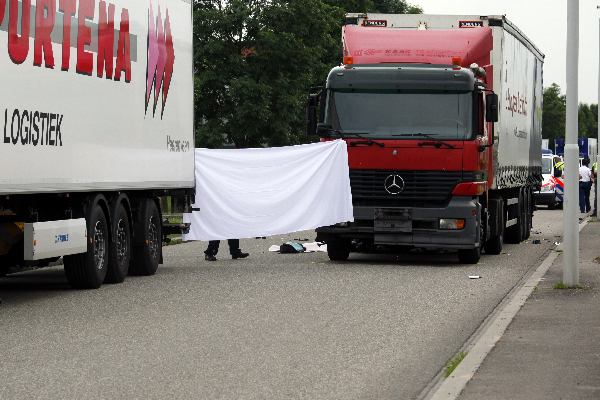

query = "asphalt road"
[{"left": 0, "top": 208, "right": 564, "bottom": 399}]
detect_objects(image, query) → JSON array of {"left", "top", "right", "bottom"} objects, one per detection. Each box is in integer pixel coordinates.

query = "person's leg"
[
  {"left": 585, "top": 183, "right": 592, "bottom": 212},
  {"left": 227, "top": 239, "right": 240, "bottom": 256},
  {"left": 594, "top": 182, "right": 597, "bottom": 215},
  {"left": 205, "top": 240, "right": 220, "bottom": 256},
  {"left": 228, "top": 239, "right": 249, "bottom": 259},
  {"left": 579, "top": 183, "right": 585, "bottom": 213}
]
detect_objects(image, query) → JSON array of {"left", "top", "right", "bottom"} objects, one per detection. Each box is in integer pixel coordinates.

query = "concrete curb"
[{"left": 429, "top": 216, "right": 590, "bottom": 400}]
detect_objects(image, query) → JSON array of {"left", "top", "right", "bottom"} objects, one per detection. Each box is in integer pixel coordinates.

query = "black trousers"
[
  {"left": 205, "top": 239, "right": 240, "bottom": 256},
  {"left": 579, "top": 181, "right": 592, "bottom": 213}
]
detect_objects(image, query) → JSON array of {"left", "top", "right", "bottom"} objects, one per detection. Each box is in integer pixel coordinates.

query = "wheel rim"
[
  {"left": 148, "top": 216, "right": 158, "bottom": 259},
  {"left": 93, "top": 221, "right": 106, "bottom": 270},
  {"left": 116, "top": 219, "right": 128, "bottom": 266}
]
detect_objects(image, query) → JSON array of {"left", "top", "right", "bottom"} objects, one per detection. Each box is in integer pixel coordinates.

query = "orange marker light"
[
  {"left": 452, "top": 57, "right": 462, "bottom": 70},
  {"left": 343, "top": 56, "right": 354, "bottom": 65},
  {"left": 457, "top": 219, "right": 465, "bottom": 229}
]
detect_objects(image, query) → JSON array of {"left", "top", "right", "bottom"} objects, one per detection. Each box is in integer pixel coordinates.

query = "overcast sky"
[{"left": 409, "top": 0, "right": 600, "bottom": 105}]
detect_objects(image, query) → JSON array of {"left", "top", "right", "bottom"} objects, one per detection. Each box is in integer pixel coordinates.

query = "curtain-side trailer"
[{"left": 0, "top": 0, "right": 194, "bottom": 288}]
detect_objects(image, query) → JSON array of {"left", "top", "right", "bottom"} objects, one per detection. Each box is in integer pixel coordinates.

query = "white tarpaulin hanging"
[{"left": 182, "top": 140, "right": 353, "bottom": 241}]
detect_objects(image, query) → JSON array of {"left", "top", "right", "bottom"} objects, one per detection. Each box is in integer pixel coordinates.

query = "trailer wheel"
[
  {"left": 484, "top": 201, "right": 504, "bottom": 255},
  {"left": 506, "top": 190, "right": 524, "bottom": 244},
  {"left": 524, "top": 190, "right": 532, "bottom": 240},
  {"left": 105, "top": 203, "right": 131, "bottom": 284},
  {"left": 0, "top": 260, "right": 10, "bottom": 277},
  {"left": 327, "top": 239, "right": 351, "bottom": 261},
  {"left": 64, "top": 204, "right": 109, "bottom": 289},
  {"left": 0, "top": 240, "right": 23, "bottom": 277},
  {"left": 130, "top": 199, "right": 161, "bottom": 276}
]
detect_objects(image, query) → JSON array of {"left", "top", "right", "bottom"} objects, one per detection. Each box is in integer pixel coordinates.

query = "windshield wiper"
[
  {"left": 323, "top": 126, "right": 385, "bottom": 147},
  {"left": 392, "top": 133, "right": 455, "bottom": 149}
]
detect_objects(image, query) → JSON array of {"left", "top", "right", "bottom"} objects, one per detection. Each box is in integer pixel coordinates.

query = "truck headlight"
[
  {"left": 541, "top": 185, "right": 553, "bottom": 192},
  {"left": 439, "top": 219, "right": 465, "bottom": 230}
]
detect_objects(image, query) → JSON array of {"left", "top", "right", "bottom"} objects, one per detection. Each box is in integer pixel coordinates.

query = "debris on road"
[{"left": 269, "top": 242, "right": 327, "bottom": 253}]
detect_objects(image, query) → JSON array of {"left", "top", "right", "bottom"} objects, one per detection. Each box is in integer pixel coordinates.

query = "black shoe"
[
  {"left": 232, "top": 252, "right": 249, "bottom": 260},
  {"left": 591, "top": 213, "right": 597, "bottom": 217},
  {"left": 205, "top": 254, "right": 217, "bottom": 261}
]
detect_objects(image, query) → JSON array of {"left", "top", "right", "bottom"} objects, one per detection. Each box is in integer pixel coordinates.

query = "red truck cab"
[{"left": 306, "top": 25, "right": 501, "bottom": 263}]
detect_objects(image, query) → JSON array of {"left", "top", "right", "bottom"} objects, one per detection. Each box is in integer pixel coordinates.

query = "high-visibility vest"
[
  {"left": 593, "top": 162, "right": 597, "bottom": 172},
  {"left": 554, "top": 161, "right": 564, "bottom": 170}
]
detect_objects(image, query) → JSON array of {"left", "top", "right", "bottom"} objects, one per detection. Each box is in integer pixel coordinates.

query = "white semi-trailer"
[{"left": 0, "top": 0, "right": 194, "bottom": 288}]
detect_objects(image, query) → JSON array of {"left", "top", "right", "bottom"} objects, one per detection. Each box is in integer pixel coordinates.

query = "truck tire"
[
  {"left": 484, "top": 201, "right": 504, "bottom": 255},
  {"left": 104, "top": 203, "right": 131, "bottom": 284},
  {"left": 0, "top": 260, "right": 10, "bottom": 277},
  {"left": 327, "top": 239, "right": 351, "bottom": 261},
  {"left": 460, "top": 218, "right": 484, "bottom": 263},
  {"left": 129, "top": 199, "right": 161, "bottom": 276},
  {"left": 0, "top": 239, "right": 23, "bottom": 277},
  {"left": 64, "top": 204, "right": 109, "bottom": 289},
  {"left": 458, "top": 247, "right": 481, "bottom": 264}
]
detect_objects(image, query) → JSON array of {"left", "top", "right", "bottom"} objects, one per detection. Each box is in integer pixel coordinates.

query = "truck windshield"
[
  {"left": 542, "top": 157, "right": 553, "bottom": 174},
  {"left": 325, "top": 89, "right": 473, "bottom": 140}
]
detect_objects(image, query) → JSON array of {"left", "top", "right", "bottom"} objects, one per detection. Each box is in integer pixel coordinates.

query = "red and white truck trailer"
[
  {"left": 307, "top": 14, "right": 543, "bottom": 263},
  {"left": 0, "top": 0, "right": 194, "bottom": 288}
]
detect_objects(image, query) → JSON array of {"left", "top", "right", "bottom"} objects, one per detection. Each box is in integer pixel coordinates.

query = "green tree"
[
  {"left": 578, "top": 104, "right": 588, "bottom": 138},
  {"left": 578, "top": 103, "right": 597, "bottom": 138},
  {"left": 369, "top": 0, "right": 423, "bottom": 13},
  {"left": 324, "top": 0, "right": 422, "bottom": 13},
  {"left": 542, "top": 83, "right": 566, "bottom": 151},
  {"left": 194, "top": 0, "right": 338, "bottom": 148},
  {"left": 194, "top": 0, "right": 423, "bottom": 149}
]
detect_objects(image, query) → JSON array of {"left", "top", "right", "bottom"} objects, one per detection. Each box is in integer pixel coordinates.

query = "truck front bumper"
[{"left": 316, "top": 196, "right": 481, "bottom": 250}]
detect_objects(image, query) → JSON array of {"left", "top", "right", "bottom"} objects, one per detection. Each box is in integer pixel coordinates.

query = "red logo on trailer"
[
  {"left": 145, "top": 0, "right": 175, "bottom": 119},
  {"left": 0, "top": 0, "right": 132, "bottom": 80}
]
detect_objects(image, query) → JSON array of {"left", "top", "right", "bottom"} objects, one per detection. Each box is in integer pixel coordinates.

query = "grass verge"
[{"left": 444, "top": 351, "right": 468, "bottom": 378}]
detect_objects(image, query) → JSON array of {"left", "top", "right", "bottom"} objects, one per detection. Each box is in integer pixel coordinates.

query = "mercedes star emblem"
[{"left": 384, "top": 174, "right": 405, "bottom": 195}]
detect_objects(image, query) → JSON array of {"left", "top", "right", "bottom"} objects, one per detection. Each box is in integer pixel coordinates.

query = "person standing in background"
[
  {"left": 579, "top": 159, "right": 593, "bottom": 213},
  {"left": 592, "top": 161, "right": 597, "bottom": 217},
  {"left": 553, "top": 155, "right": 564, "bottom": 177}
]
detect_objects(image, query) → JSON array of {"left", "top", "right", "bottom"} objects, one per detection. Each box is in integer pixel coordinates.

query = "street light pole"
[{"left": 564, "top": 0, "right": 579, "bottom": 286}]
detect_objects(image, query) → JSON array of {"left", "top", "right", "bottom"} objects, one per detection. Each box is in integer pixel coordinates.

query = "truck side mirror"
[
  {"left": 306, "top": 93, "right": 319, "bottom": 138},
  {"left": 316, "top": 123, "right": 332, "bottom": 137},
  {"left": 486, "top": 93, "right": 499, "bottom": 123}
]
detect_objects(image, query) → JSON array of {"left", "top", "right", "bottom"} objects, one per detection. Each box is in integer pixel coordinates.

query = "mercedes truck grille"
[{"left": 349, "top": 170, "right": 472, "bottom": 207}]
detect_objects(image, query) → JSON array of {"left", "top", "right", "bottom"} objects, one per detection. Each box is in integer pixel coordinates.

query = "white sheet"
[{"left": 182, "top": 140, "right": 353, "bottom": 241}]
